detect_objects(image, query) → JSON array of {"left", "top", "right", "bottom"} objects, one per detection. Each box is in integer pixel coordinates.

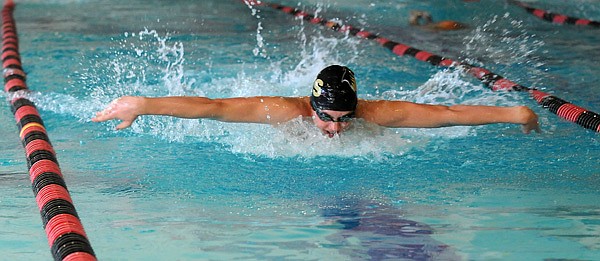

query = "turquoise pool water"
[{"left": 1, "top": 0, "right": 599, "bottom": 260}]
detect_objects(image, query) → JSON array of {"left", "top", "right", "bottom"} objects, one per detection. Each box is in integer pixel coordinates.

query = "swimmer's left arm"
[{"left": 358, "top": 100, "right": 540, "bottom": 133}]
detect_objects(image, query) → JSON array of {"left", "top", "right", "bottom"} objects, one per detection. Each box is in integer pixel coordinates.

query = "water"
[{"left": 1, "top": 0, "right": 599, "bottom": 260}]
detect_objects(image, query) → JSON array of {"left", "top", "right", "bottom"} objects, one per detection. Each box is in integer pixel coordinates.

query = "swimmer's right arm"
[{"left": 91, "top": 96, "right": 306, "bottom": 130}]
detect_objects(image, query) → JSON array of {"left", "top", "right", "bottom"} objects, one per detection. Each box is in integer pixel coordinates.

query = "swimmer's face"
[{"left": 312, "top": 109, "right": 354, "bottom": 138}]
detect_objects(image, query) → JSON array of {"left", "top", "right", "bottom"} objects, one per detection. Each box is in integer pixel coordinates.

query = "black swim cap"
[{"left": 310, "top": 65, "right": 357, "bottom": 112}]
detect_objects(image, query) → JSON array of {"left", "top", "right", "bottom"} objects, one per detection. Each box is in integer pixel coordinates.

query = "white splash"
[
  {"left": 462, "top": 12, "right": 545, "bottom": 67},
  {"left": 32, "top": 20, "right": 523, "bottom": 159}
]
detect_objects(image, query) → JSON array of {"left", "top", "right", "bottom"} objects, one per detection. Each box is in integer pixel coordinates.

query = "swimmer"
[
  {"left": 409, "top": 10, "right": 467, "bottom": 31},
  {"left": 92, "top": 65, "right": 540, "bottom": 137}
]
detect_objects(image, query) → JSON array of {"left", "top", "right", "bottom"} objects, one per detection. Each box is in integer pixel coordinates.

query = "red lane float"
[
  {"left": 1, "top": 0, "right": 97, "bottom": 260},
  {"left": 509, "top": 0, "right": 600, "bottom": 28},
  {"left": 29, "top": 159, "right": 63, "bottom": 182},
  {"left": 35, "top": 184, "right": 73, "bottom": 210},
  {"left": 531, "top": 90, "right": 600, "bottom": 132},
  {"left": 243, "top": 0, "right": 600, "bottom": 132}
]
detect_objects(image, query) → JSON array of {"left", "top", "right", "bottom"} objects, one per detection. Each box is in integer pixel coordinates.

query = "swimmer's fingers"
[
  {"left": 532, "top": 121, "right": 542, "bottom": 133},
  {"left": 91, "top": 109, "right": 136, "bottom": 130},
  {"left": 524, "top": 123, "right": 542, "bottom": 134},
  {"left": 91, "top": 107, "right": 116, "bottom": 122},
  {"left": 115, "top": 120, "right": 134, "bottom": 130},
  {"left": 91, "top": 96, "right": 141, "bottom": 130},
  {"left": 514, "top": 106, "right": 540, "bottom": 134},
  {"left": 521, "top": 118, "right": 541, "bottom": 134},
  {"left": 91, "top": 99, "right": 123, "bottom": 122}
]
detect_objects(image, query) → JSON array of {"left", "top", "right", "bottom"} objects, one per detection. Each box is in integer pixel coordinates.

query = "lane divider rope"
[
  {"left": 1, "top": 1, "right": 97, "bottom": 260},
  {"left": 509, "top": 0, "right": 600, "bottom": 28},
  {"left": 243, "top": 0, "right": 600, "bottom": 132}
]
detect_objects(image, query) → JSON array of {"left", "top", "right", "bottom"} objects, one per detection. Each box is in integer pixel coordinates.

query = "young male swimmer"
[{"left": 92, "top": 65, "right": 540, "bottom": 138}]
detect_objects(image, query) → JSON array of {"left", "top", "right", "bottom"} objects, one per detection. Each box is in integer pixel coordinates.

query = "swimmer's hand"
[
  {"left": 517, "top": 106, "right": 541, "bottom": 134},
  {"left": 91, "top": 96, "right": 144, "bottom": 130}
]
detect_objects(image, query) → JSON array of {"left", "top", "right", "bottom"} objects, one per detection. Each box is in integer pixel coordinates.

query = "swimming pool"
[{"left": 1, "top": 0, "right": 599, "bottom": 260}]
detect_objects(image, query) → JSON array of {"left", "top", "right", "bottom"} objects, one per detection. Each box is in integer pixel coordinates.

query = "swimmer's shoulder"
[
  {"left": 356, "top": 99, "right": 415, "bottom": 126},
  {"left": 266, "top": 96, "right": 313, "bottom": 118},
  {"left": 356, "top": 99, "right": 404, "bottom": 116},
  {"left": 281, "top": 96, "right": 311, "bottom": 109}
]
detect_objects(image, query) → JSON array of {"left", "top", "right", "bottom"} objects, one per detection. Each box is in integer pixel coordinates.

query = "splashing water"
[
  {"left": 95, "top": 29, "right": 424, "bottom": 157},
  {"left": 218, "top": 117, "right": 427, "bottom": 159},
  {"left": 243, "top": 1, "right": 268, "bottom": 58},
  {"left": 27, "top": 14, "right": 529, "bottom": 159},
  {"left": 462, "top": 12, "right": 545, "bottom": 68}
]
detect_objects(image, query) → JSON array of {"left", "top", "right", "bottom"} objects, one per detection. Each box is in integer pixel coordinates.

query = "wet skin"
[{"left": 311, "top": 109, "right": 354, "bottom": 138}]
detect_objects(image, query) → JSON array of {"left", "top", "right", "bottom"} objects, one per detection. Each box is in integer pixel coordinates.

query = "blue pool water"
[{"left": 1, "top": 0, "right": 600, "bottom": 260}]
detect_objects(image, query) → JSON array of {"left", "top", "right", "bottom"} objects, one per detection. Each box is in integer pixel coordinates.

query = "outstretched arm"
[
  {"left": 358, "top": 100, "right": 540, "bottom": 133},
  {"left": 91, "top": 96, "right": 309, "bottom": 130}
]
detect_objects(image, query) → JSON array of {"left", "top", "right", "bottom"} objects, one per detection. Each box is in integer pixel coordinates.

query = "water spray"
[{"left": 242, "top": 0, "right": 600, "bottom": 132}]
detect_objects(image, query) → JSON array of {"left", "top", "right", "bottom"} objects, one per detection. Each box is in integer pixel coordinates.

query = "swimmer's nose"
[{"left": 330, "top": 122, "right": 342, "bottom": 133}]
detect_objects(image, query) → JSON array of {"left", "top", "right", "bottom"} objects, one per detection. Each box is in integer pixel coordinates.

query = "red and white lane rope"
[
  {"left": 243, "top": 0, "right": 600, "bottom": 132},
  {"left": 2, "top": 1, "right": 96, "bottom": 260},
  {"left": 509, "top": 0, "right": 600, "bottom": 28}
]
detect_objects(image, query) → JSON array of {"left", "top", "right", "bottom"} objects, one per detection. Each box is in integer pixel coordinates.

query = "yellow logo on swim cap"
[{"left": 313, "top": 79, "right": 323, "bottom": 97}]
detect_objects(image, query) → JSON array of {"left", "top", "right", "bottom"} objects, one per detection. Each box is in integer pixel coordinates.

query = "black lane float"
[{"left": 509, "top": 0, "right": 600, "bottom": 28}]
